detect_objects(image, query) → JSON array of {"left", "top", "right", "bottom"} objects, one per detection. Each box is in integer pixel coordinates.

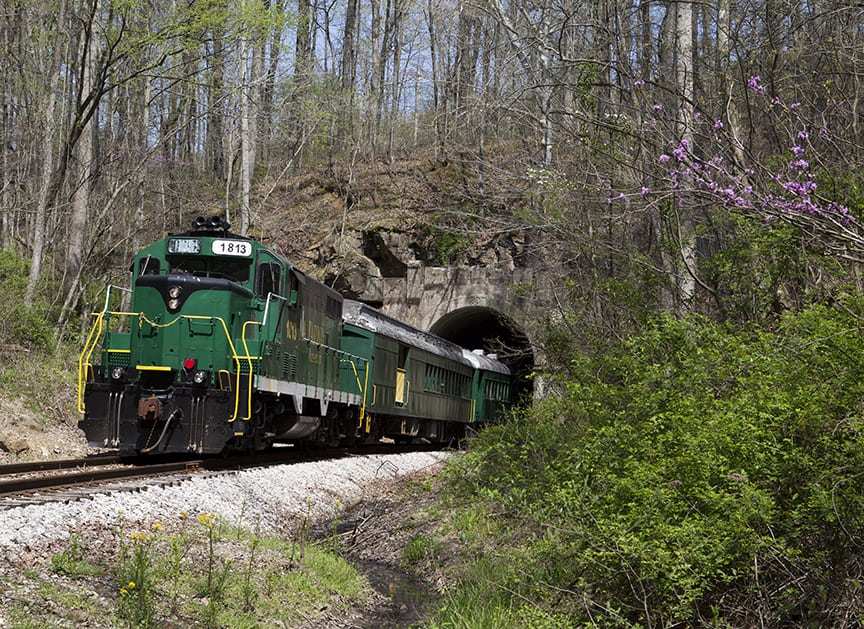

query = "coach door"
[{"left": 394, "top": 345, "right": 409, "bottom": 407}]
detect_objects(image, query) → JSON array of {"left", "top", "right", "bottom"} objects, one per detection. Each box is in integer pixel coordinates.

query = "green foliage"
[
  {"left": 417, "top": 211, "right": 477, "bottom": 265},
  {"left": 697, "top": 215, "right": 830, "bottom": 321},
  {"left": 442, "top": 301, "right": 864, "bottom": 625},
  {"left": 0, "top": 249, "right": 53, "bottom": 352},
  {"left": 50, "top": 536, "right": 102, "bottom": 577}
]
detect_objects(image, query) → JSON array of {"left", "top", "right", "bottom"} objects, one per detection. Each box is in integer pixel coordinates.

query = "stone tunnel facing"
[{"left": 429, "top": 306, "right": 534, "bottom": 403}]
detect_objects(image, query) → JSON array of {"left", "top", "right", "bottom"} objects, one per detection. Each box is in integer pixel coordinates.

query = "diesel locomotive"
[{"left": 78, "top": 217, "right": 512, "bottom": 455}]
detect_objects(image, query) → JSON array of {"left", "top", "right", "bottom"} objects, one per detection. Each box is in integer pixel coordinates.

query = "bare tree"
[{"left": 24, "top": 0, "right": 69, "bottom": 306}]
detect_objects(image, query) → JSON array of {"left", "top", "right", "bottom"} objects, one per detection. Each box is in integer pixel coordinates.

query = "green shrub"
[
  {"left": 443, "top": 299, "right": 864, "bottom": 626},
  {"left": 0, "top": 248, "right": 53, "bottom": 352}
]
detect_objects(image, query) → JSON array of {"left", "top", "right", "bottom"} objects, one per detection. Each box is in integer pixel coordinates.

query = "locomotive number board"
[{"left": 211, "top": 239, "right": 253, "bottom": 257}]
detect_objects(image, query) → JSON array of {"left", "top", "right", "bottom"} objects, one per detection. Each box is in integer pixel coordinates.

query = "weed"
[
  {"left": 117, "top": 527, "right": 157, "bottom": 628},
  {"left": 50, "top": 535, "right": 101, "bottom": 577},
  {"left": 403, "top": 534, "right": 439, "bottom": 564}
]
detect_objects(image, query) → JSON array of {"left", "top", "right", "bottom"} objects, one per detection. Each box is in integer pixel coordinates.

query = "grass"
[
  {"left": 0, "top": 509, "right": 373, "bottom": 629},
  {"left": 3, "top": 575, "right": 103, "bottom": 629},
  {"left": 404, "top": 534, "right": 441, "bottom": 564}
]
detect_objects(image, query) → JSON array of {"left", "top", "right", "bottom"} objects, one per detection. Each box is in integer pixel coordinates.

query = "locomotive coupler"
[{"left": 138, "top": 394, "right": 162, "bottom": 421}]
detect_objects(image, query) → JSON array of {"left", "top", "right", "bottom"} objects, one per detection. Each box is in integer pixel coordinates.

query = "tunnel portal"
[{"left": 429, "top": 306, "right": 534, "bottom": 402}]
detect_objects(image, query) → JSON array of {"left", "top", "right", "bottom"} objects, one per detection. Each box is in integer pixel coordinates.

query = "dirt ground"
[{"left": 0, "top": 395, "right": 87, "bottom": 463}]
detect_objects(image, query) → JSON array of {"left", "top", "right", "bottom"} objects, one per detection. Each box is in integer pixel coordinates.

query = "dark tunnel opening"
[{"left": 429, "top": 306, "right": 534, "bottom": 403}]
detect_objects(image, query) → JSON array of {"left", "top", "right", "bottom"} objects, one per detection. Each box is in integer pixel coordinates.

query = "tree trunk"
[
  {"left": 369, "top": 0, "right": 382, "bottom": 155},
  {"left": 674, "top": 0, "right": 697, "bottom": 312},
  {"left": 239, "top": 32, "right": 251, "bottom": 235},
  {"left": 60, "top": 0, "right": 102, "bottom": 330},
  {"left": 426, "top": 0, "right": 446, "bottom": 164},
  {"left": 386, "top": 0, "right": 404, "bottom": 163},
  {"left": 24, "top": 0, "right": 68, "bottom": 307}
]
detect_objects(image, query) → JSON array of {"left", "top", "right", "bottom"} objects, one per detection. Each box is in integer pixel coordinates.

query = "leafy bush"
[
  {"left": 0, "top": 248, "right": 53, "bottom": 352},
  {"left": 443, "top": 299, "right": 864, "bottom": 626}
]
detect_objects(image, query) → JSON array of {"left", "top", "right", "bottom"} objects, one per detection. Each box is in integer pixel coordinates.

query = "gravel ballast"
[{"left": 0, "top": 451, "right": 452, "bottom": 558}]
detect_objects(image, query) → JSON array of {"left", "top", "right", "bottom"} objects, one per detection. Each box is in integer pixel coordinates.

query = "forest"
[{"left": 3, "top": 0, "right": 864, "bottom": 625}]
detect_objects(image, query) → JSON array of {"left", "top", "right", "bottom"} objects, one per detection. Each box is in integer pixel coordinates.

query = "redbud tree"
[{"left": 614, "top": 76, "right": 864, "bottom": 263}]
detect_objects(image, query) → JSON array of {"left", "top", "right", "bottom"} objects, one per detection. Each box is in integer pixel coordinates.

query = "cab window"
[
  {"left": 138, "top": 256, "right": 161, "bottom": 276},
  {"left": 256, "top": 262, "right": 282, "bottom": 298},
  {"left": 168, "top": 256, "right": 250, "bottom": 283}
]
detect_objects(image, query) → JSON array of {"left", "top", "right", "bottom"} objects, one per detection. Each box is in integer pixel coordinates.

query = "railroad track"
[
  {"left": 0, "top": 455, "right": 206, "bottom": 508},
  {"left": 0, "top": 443, "right": 444, "bottom": 509}
]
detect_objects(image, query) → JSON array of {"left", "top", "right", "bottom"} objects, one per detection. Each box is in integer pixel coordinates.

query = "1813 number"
[{"left": 211, "top": 239, "right": 251, "bottom": 257}]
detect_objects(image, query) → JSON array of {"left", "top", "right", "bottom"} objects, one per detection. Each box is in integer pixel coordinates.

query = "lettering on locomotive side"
[
  {"left": 285, "top": 320, "right": 298, "bottom": 340},
  {"left": 303, "top": 322, "right": 325, "bottom": 344}
]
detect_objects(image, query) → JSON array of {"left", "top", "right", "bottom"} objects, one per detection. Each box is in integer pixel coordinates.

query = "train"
[{"left": 77, "top": 216, "right": 512, "bottom": 455}]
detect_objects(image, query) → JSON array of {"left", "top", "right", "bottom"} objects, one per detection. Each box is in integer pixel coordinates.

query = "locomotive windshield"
[
  {"left": 156, "top": 235, "right": 255, "bottom": 283},
  {"left": 167, "top": 255, "right": 251, "bottom": 283}
]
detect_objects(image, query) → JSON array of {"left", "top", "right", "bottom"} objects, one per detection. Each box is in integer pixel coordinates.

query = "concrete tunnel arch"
[{"left": 428, "top": 306, "right": 535, "bottom": 403}]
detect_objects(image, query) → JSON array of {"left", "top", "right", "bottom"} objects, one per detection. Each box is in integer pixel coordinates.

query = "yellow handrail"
[
  {"left": 77, "top": 310, "right": 138, "bottom": 413},
  {"left": 342, "top": 358, "right": 369, "bottom": 424},
  {"left": 239, "top": 319, "right": 263, "bottom": 422}
]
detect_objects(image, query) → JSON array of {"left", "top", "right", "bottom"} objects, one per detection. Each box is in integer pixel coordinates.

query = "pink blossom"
[{"left": 747, "top": 76, "right": 765, "bottom": 95}]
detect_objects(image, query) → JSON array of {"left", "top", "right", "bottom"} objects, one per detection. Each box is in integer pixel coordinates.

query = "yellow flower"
[
  {"left": 120, "top": 588, "right": 128, "bottom": 596},
  {"left": 152, "top": 522, "right": 162, "bottom": 531},
  {"left": 128, "top": 581, "right": 136, "bottom": 589},
  {"left": 198, "top": 512, "right": 216, "bottom": 528}
]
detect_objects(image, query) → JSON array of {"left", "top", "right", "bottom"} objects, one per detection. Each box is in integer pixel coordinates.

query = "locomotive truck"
[{"left": 78, "top": 217, "right": 511, "bottom": 455}]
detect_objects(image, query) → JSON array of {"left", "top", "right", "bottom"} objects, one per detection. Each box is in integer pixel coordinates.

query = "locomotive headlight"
[
  {"left": 167, "top": 286, "right": 182, "bottom": 310},
  {"left": 110, "top": 366, "right": 126, "bottom": 382},
  {"left": 192, "top": 370, "right": 208, "bottom": 385}
]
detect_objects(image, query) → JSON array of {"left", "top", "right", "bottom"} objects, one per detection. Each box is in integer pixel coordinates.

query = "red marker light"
[{"left": 183, "top": 358, "right": 196, "bottom": 370}]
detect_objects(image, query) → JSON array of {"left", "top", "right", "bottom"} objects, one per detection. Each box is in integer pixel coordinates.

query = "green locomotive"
[{"left": 78, "top": 217, "right": 511, "bottom": 455}]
